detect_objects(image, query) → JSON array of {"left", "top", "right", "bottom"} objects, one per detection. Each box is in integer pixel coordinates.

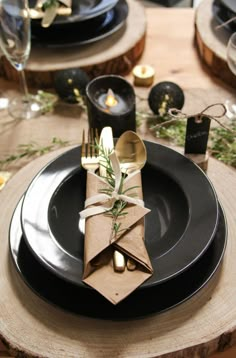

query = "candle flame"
[{"left": 105, "top": 89, "right": 118, "bottom": 107}]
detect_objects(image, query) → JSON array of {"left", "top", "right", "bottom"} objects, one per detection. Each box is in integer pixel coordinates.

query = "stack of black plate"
[
  {"left": 213, "top": 0, "right": 236, "bottom": 32},
  {"left": 29, "top": 0, "right": 129, "bottom": 47},
  {"left": 9, "top": 142, "right": 227, "bottom": 320}
]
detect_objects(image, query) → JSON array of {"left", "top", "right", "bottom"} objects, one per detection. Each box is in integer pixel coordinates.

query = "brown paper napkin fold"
[{"left": 82, "top": 171, "right": 153, "bottom": 305}]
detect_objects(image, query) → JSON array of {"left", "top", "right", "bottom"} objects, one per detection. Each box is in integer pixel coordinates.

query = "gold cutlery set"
[
  {"left": 29, "top": 0, "right": 72, "bottom": 27},
  {"left": 81, "top": 127, "right": 146, "bottom": 273}
]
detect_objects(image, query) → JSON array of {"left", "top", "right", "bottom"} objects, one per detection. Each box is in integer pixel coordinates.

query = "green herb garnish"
[
  {"left": 0, "top": 137, "right": 69, "bottom": 170},
  {"left": 96, "top": 142, "right": 138, "bottom": 239}
]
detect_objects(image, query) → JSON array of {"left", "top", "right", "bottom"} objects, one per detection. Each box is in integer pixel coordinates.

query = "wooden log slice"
[
  {"left": 0, "top": 147, "right": 236, "bottom": 358},
  {"left": 195, "top": 0, "right": 236, "bottom": 88},
  {"left": 0, "top": 0, "right": 146, "bottom": 88}
]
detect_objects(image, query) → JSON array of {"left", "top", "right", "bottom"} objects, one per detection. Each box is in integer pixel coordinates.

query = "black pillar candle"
[{"left": 86, "top": 75, "right": 136, "bottom": 137}]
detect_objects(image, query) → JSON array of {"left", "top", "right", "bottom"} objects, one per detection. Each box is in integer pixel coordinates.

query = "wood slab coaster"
[
  {"left": 0, "top": 146, "right": 236, "bottom": 358},
  {"left": 0, "top": 0, "right": 146, "bottom": 88},
  {"left": 195, "top": 0, "right": 236, "bottom": 88}
]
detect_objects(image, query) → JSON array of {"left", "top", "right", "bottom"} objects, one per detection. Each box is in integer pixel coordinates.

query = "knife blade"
[{"left": 99, "top": 126, "right": 114, "bottom": 178}]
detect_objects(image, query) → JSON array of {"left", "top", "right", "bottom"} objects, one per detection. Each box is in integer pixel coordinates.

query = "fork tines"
[{"left": 82, "top": 128, "right": 99, "bottom": 158}]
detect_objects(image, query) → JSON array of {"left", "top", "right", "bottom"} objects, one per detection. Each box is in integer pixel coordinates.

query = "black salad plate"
[
  {"left": 29, "top": 0, "right": 118, "bottom": 24},
  {"left": 212, "top": 0, "right": 236, "bottom": 32},
  {"left": 31, "top": 0, "right": 128, "bottom": 47},
  {"left": 21, "top": 143, "right": 219, "bottom": 289},
  {"left": 10, "top": 197, "right": 227, "bottom": 320}
]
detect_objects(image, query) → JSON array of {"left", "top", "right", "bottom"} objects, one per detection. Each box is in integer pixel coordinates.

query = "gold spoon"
[
  {"left": 113, "top": 131, "right": 147, "bottom": 272},
  {"left": 115, "top": 130, "right": 147, "bottom": 175}
]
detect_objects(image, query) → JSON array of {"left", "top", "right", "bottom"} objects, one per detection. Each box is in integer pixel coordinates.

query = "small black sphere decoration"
[
  {"left": 148, "top": 81, "right": 185, "bottom": 115},
  {"left": 54, "top": 68, "right": 90, "bottom": 103}
]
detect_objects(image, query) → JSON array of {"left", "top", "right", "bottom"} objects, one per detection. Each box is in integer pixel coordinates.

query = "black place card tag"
[{"left": 184, "top": 115, "right": 211, "bottom": 154}]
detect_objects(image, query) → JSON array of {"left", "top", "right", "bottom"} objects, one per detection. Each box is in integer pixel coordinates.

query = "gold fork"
[{"left": 81, "top": 128, "right": 99, "bottom": 172}]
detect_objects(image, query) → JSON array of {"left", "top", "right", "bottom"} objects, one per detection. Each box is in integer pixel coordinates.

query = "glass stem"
[{"left": 19, "top": 69, "right": 29, "bottom": 100}]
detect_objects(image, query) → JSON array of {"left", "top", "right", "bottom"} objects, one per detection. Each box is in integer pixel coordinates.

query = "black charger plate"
[
  {"left": 212, "top": 0, "right": 236, "bottom": 32},
  {"left": 10, "top": 197, "right": 227, "bottom": 320},
  {"left": 31, "top": 0, "right": 128, "bottom": 47},
  {"left": 21, "top": 143, "right": 219, "bottom": 288}
]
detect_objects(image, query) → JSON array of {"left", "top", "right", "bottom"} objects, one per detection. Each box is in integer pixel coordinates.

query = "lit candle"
[
  {"left": 86, "top": 75, "right": 136, "bottom": 137},
  {"left": 105, "top": 89, "right": 118, "bottom": 107},
  {"left": 132, "top": 64, "right": 155, "bottom": 87},
  {"left": 97, "top": 88, "right": 129, "bottom": 115}
]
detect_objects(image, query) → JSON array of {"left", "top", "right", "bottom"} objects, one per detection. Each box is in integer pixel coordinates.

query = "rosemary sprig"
[
  {"left": 0, "top": 137, "right": 69, "bottom": 170},
  {"left": 96, "top": 142, "right": 138, "bottom": 238},
  {"left": 43, "top": 0, "right": 58, "bottom": 10}
]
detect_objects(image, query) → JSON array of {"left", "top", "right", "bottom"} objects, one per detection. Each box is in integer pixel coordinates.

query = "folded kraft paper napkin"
[{"left": 80, "top": 151, "right": 153, "bottom": 304}]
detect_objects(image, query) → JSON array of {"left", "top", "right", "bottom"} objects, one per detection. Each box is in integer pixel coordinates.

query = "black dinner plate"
[
  {"left": 29, "top": 0, "right": 118, "bottom": 24},
  {"left": 31, "top": 0, "right": 128, "bottom": 47},
  {"left": 10, "top": 197, "right": 227, "bottom": 320},
  {"left": 212, "top": 0, "right": 236, "bottom": 32},
  {"left": 21, "top": 142, "right": 219, "bottom": 289}
]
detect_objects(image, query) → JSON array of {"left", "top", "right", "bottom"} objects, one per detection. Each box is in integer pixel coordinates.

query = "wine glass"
[
  {"left": 0, "top": 0, "right": 42, "bottom": 120},
  {"left": 226, "top": 32, "right": 236, "bottom": 119}
]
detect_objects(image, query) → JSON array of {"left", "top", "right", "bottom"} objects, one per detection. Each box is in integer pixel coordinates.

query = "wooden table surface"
[{"left": 0, "top": 2, "right": 236, "bottom": 357}]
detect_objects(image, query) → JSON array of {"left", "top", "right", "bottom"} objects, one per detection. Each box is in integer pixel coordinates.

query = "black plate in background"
[
  {"left": 31, "top": 0, "right": 128, "bottom": 47},
  {"left": 29, "top": 0, "right": 118, "bottom": 24},
  {"left": 10, "top": 197, "right": 227, "bottom": 320},
  {"left": 212, "top": 0, "right": 236, "bottom": 32},
  {"left": 221, "top": 0, "right": 236, "bottom": 14},
  {"left": 21, "top": 143, "right": 219, "bottom": 289}
]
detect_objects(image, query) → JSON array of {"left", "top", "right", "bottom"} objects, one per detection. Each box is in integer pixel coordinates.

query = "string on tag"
[
  {"left": 215, "top": 16, "right": 236, "bottom": 30},
  {"left": 151, "top": 103, "right": 235, "bottom": 134}
]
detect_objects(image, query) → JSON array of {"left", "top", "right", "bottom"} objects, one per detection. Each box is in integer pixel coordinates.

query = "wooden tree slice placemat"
[
  {"left": 0, "top": 0, "right": 146, "bottom": 88},
  {"left": 195, "top": 0, "right": 236, "bottom": 88},
  {"left": 0, "top": 146, "right": 235, "bottom": 358}
]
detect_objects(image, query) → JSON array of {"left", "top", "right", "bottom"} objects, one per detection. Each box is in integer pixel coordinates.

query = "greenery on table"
[
  {"left": 76, "top": 87, "right": 236, "bottom": 168},
  {"left": 210, "top": 123, "right": 236, "bottom": 167},
  {"left": 0, "top": 137, "right": 69, "bottom": 170},
  {"left": 0, "top": 91, "right": 235, "bottom": 171},
  {"left": 139, "top": 111, "right": 236, "bottom": 168},
  {"left": 35, "top": 90, "right": 58, "bottom": 114}
]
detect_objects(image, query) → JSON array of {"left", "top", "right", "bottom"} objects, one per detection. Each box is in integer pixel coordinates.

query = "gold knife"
[
  {"left": 99, "top": 127, "right": 127, "bottom": 272},
  {"left": 99, "top": 127, "right": 114, "bottom": 178}
]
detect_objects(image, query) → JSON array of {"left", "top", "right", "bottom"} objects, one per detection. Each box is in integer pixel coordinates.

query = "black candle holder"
[{"left": 86, "top": 75, "right": 136, "bottom": 137}]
